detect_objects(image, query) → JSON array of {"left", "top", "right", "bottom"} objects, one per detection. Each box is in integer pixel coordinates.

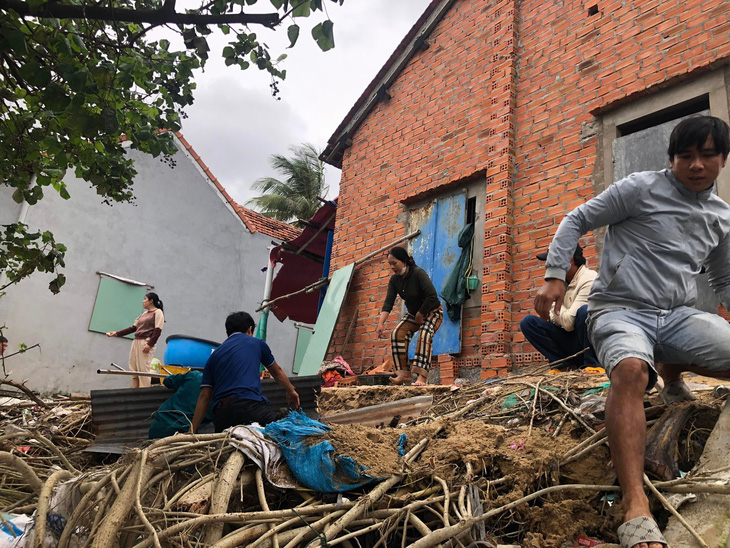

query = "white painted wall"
[{"left": 0, "top": 139, "right": 298, "bottom": 393}]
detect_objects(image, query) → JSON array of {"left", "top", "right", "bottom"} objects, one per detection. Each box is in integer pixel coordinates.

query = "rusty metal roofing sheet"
[{"left": 89, "top": 376, "right": 321, "bottom": 454}]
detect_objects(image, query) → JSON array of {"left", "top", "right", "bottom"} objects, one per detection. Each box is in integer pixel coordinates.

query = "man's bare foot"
[{"left": 413, "top": 374, "right": 427, "bottom": 386}]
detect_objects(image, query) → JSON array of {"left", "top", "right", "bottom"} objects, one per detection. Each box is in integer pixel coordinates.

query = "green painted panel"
[
  {"left": 292, "top": 326, "right": 313, "bottom": 375},
  {"left": 297, "top": 264, "right": 355, "bottom": 376},
  {"left": 89, "top": 278, "right": 147, "bottom": 337}
]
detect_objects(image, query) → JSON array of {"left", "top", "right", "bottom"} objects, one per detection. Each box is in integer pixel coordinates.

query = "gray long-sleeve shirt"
[{"left": 545, "top": 169, "right": 730, "bottom": 312}]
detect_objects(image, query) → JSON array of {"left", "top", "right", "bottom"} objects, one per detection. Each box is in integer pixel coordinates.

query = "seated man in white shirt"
[{"left": 520, "top": 244, "right": 599, "bottom": 370}]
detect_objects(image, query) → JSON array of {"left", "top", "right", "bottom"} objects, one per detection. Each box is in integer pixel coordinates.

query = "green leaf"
[
  {"left": 193, "top": 36, "right": 210, "bottom": 60},
  {"left": 49, "top": 273, "right": 66, "bottom": 294},
  {"left": 269, "top": 0, "right": 285, "bottom": 8},
  {"left": 95, "top": 141, "right": 105, "bottom": 153},
  {"left": 276, "top": 53, "right": 287, "bottom": 62},
  {"left": 58, "top": 37, "right": 73, "bottom": 56},
  {"left": 182, "top": 28, "right": 197, "bottom": 49},
  {"left": 292, "top": 1, "right": 310, "bottom": 17},
  {"left": 70, "top": 34, "right": 88, "bottom": 54},
  {"left": 312, "top": 20, "right": 334, "bottom": 51},
  {"left": 222, "top": 46, "right": 235, "bottom": 58},
  {"left": 42, "top": 83, "right": 71, "bottom": 112},
  {"left": 18, "top": 61, "right": 51, "bottom": 88},
  {"left": 2, "top": 28, "right": 29, "bottom": 55},
  {"left": 66, "top": 70, "right": 87, "bottom": 92},
  {"left": 43, "top": 168, "right": 65, "bottom": 178},
  {"left": 287, "top": 24, "right": 300, "bottom": 48},
  {"left": 100, "top": 107, "right": 119, "bottom": 132}
]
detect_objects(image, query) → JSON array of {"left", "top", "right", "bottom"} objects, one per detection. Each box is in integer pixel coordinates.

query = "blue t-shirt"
[{"left": 201, "top": 332, "right": 275, "bottom": 407}]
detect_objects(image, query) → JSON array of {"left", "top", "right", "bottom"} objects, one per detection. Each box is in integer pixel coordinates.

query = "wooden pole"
[
  {"left": 353, "top": 230, "right": 421, "bottom": 266},
  {"left": 97, "top": 369, "right": 168, "bottom": 379},
  {"left": 295, "top": 212, "right": 337, "bottom": 256},
  {"left": 257, "top": 230, "right": 421, "bottom": 313}
]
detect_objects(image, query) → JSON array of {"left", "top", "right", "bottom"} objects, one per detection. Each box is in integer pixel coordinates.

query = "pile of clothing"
[{"left": 319, "top": 355, "right": 356, "bottom": 387}]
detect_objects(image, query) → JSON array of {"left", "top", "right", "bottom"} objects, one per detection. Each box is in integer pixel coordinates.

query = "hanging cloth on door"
[{"left": 440, "top": 222, "right": 475, "bottom": 322}]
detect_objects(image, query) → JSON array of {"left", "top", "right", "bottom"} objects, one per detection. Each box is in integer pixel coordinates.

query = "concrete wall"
[
  {"left": 328, "top": 0, "right": 730, "bottom": 380},
  {"left": 0, "top": 137, "right": 298, "bottom": 393}
]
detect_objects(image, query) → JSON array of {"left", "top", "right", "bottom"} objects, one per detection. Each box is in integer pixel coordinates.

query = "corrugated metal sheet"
[{"left": 89, "top": 376, "right": 321, "bottom": 454}]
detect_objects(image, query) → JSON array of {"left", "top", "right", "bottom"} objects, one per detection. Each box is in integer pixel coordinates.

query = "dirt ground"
[
  {"left": 316, "top": 416, "right": 619, "bottom": 545},
  {"left": 318, "top": 384, "right": 452, "bottom": 415},
  {"left": 313, "top": 371, "right": 727, "bottom": 547}
]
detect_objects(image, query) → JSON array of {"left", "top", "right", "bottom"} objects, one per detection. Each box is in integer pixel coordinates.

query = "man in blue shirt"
[{"left": 190, "top": 311, "right": 300, "bottom": 433}]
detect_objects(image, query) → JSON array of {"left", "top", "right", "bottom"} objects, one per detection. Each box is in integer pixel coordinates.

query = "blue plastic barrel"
[{"left": 164, "top": 335, "right": 220, "bottom": 369}]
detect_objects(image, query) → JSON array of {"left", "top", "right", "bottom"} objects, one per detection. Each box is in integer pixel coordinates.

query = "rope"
[{"left": 293, "top": 508, "right": 329, "bottom": 548}]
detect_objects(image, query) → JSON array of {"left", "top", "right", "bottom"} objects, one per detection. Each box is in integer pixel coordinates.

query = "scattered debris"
[{"left": 0, "top": 372, "right": 725, "bottom": 547}]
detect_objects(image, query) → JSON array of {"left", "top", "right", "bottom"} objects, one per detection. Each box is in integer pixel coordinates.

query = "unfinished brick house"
[{"left": 322, "top": 0, "right": 730, "bottom": 383}]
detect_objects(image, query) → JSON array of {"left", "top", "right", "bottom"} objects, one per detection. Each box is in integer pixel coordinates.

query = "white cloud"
[{"left": 177, "top": 0, "right": 432, "bottom": 205}]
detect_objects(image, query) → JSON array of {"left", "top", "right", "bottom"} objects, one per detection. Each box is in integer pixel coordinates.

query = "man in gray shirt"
[{"left": 535, "top": 115, "right": 730, "bottom": 548}]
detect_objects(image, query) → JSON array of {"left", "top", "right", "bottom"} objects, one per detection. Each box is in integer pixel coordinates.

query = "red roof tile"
[
  {"left": 233, "top": 204, "right": 301, "bottom": 242},
  {"left": 173, "top": 132, "right": 300, "bottom": 242}
]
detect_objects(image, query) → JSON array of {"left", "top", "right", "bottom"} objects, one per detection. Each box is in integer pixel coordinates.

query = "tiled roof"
[
  {"left": 233, "top": 204, "right": 301, "bottom": 242},
  {"left": 174, "top": 132, "right": 300, "bottom": 242}
]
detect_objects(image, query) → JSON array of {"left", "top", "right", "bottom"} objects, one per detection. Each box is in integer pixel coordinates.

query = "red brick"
[{"left": 327, "top": 0, "right": 730, "bottom": 373}]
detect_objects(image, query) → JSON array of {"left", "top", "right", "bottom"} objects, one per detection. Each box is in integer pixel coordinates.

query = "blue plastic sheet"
[
  {"left": 264, "top": 410, "right": 383, "bottom": 493},
  {"left": 397, "top": 434, "right": 408, "bottom": 458}
]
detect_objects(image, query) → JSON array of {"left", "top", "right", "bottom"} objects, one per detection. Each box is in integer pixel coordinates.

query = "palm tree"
[{"left": 246, "top": 143, "right": 329, "bottom": 222}]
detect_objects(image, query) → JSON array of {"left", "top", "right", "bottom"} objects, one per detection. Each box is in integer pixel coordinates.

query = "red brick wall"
[
  {"left": 511, "top": 0, "right": 730, "bottom": 360},
  {"left": 331, "top": 0, "right": 730, "bottom": 380}
]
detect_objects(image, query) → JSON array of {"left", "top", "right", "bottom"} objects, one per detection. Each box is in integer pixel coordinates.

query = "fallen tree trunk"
[
  {"left": 92, "top": 457, "right": 156, "bottom": 547},
  {"left": 644, "top": 402, "right": 703, "bottom": 481},
  {"left": 203, "top": 451, "right": 246, "bottom": 545}
]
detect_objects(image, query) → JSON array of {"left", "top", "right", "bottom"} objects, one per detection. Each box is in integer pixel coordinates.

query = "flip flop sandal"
[
  {"left": 660, "top": 380, "right": 697, "bottom": 405},
  {"left": 617, "top": 516, "right": 668, "bottom": 548}
]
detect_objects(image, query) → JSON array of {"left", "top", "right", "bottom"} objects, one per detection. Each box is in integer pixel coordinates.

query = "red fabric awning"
[{"left": 268, "top": 200, "right": 337, "bottom": 324}]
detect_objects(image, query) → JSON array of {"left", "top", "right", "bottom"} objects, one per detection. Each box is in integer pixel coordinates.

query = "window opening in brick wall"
[
  {"left": 617, "top": 95, "right": 709, "bottom": 137},
  {"left": 587, "top": 4, "right": 599, "bottom": 16},
  {"left": 466, "top": 196, "right": 477, "bottom": 224}
]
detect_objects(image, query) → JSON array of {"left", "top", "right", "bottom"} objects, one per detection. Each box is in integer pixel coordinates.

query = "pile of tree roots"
[{"left": 0, "top": 375, "right": 727, "bottom": 547}]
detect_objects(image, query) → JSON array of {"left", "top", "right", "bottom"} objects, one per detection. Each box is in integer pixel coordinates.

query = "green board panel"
[
  {"left": 292, "top": 326, "right": 313, "bottom": 375},
  {"left": 89, "top": 278, "right": 147, "bottom": 337},
  {"left": 297, "top": 263, "right": 355, "bottom": 376}
]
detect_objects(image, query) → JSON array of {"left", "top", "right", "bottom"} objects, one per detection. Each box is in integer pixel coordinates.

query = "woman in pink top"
[{"left": 106, "top": 292, "right": 165, "bottom": 388}]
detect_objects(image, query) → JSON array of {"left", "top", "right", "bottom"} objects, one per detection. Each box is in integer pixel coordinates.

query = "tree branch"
[
  {"left": 0, "top": 377, "right": 50, "bottom": 408},
  {"left": 0, "top": 0, "right": 281, "bottom": 27}
]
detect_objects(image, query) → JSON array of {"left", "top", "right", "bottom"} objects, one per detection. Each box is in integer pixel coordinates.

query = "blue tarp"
[{"left": 264, "top": 410, "right": 383, "bottom": 493}]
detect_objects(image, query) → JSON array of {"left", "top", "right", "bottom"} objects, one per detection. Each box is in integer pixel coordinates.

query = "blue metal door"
[{"left": 409, "top": 193, "right": 465, "bottom": 356}]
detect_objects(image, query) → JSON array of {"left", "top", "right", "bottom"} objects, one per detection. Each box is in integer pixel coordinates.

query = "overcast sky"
[{"left": 176, "top": 1, "right": 432, "bottom": 207}]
